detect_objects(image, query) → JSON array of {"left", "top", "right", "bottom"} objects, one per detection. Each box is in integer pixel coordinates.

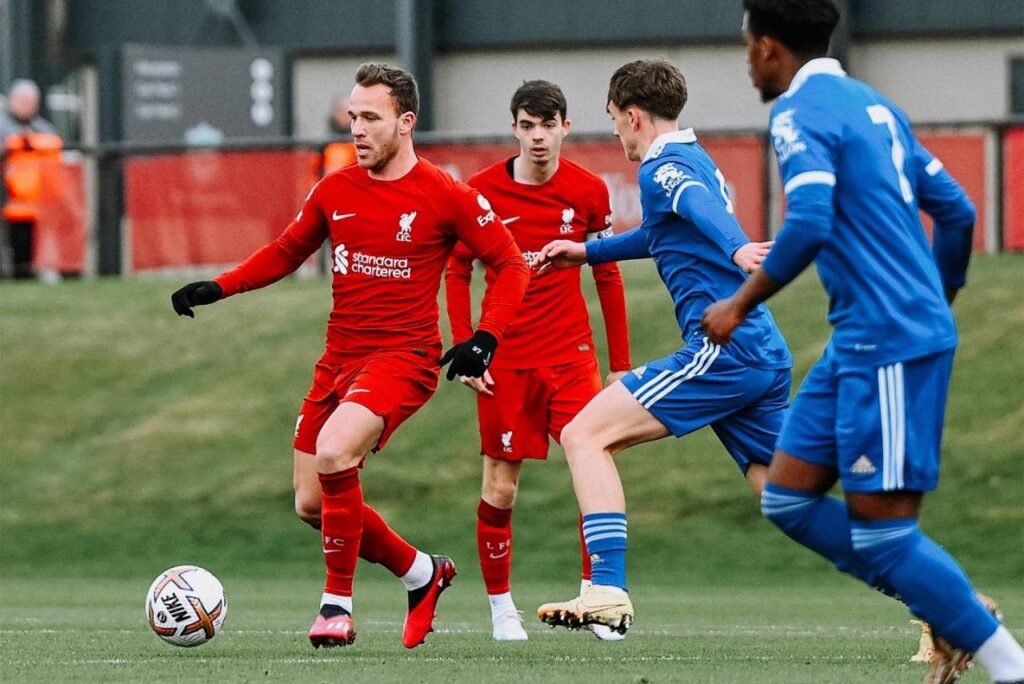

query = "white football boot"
[{"left": 492, "top": 608, "right": 528, "bottom": 641}]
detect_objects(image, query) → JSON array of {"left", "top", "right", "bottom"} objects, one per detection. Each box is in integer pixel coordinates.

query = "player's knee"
[
  {"left": 559, "top": 418, "right": 594, "bottom": 459},
  {"left": 295, "top": 498, "right": 322, "bottom": 528},
  {"left": 315, "top": 435, "right": 362, "bottom": 472},
  {"left": 482, "top": 478, "right": 517, "bottom": 509}
]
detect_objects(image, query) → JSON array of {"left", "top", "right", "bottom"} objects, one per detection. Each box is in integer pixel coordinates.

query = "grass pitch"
[
  {"left": 3, "top": 575, "right": 1020, "bottom": 683},
  {"left": 1, "top": 254, "right": 1023, "bottom": 682}
]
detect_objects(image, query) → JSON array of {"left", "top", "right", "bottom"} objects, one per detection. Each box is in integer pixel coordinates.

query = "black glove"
[
  {"left": 171, "top": 281, "right": 223, "bottom": 318},
  {"left": 440, "top": 330, "right": 498, "bottom": 381}
]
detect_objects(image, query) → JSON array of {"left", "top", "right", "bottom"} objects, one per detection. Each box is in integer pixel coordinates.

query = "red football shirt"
[
  {"left": 215, "top": 158, "right": 529, "bottom": 363},
  {"left": 445, "top": 157, "right": 631, "bottom": 371}
]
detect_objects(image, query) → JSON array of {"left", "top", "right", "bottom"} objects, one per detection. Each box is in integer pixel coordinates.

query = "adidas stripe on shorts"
[
  {"left": 620, "top": 334, "right": 791, "bottom": 475},
  {"left": 777, "top": 346, "right": 955, "bottom": 492}
]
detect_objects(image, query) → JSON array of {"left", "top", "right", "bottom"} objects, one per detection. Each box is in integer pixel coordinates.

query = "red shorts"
[
  {"left": 476, "top": 357, "right": 602, "bottom": 461},
  {"left": 293, "top": 350, "right": 439, "bottom": 454}
]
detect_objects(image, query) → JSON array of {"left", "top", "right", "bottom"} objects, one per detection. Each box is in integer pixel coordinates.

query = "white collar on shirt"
[
  {"left": 643, "top": 128, "right": 698, "bottom": 162},
  {"left": 783, "top": 57, "right": 847, "bottom": 98}
]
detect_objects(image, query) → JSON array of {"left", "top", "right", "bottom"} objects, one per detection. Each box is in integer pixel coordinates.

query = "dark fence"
[{"left": 5, "top": 122, "right": 1021, "bottom": 278}]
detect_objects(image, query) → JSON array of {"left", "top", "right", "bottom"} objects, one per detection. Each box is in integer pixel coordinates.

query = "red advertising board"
[
  {"left": 1003, "top": 127, "right": 1024, "bottom": 252},
  {"left": 124, "top": 150, "right": 317, "bottom": 271},
  {"left": 33, "top": 159, "right": 87, "bottom": 273},
  {"left": 917, "top": 131, "right": 989, "bottom": 251}
]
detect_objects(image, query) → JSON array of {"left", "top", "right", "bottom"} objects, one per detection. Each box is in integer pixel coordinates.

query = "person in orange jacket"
[
  {"left": 2, "top": 79, "right": 62, "bottom": 279},
  {"left": 321, "top": 96, "right": 357, "bottom": 176}
]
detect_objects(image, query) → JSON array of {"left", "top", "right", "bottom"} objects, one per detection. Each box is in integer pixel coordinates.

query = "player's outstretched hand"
[
  {"left": 530, "top": 240, "right": 587, "bottom": 274},
  {"left": 440, "top": 330, "right": 498, "bottom": 381},
  {"left": 171, "top": 281, "right": 223, "bottom": 318},
  {"left": 732, "top": 241, "right": 774, "bottom": 273},
  {"left": 701, "top": 297, "right": 745, "bottom": 345},
  {"left": 459, "top": 370, "right": 495, "bottom": 396}
]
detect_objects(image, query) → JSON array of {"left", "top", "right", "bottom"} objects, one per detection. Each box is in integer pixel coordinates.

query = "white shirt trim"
[
  {"left": 783, "top": 170, "right": 836, "bottom": 195},
  {"left": 783, "top": 58, "right": 847, "bottom": 98},
  {"left": 925, "top": 158, "right": 944, "bottom": 176},
  {"left": 643, "top": 128, "right": 698, "bottom": 162},
  {"left": 670, "top": 181, "right": 708, "bottom": 214}
]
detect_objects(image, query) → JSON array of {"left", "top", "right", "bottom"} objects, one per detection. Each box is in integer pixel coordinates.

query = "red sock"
[
  {"left": 579, "top": 512, "right": 592, "bottom": 581},
  {"left": 477, "top": 499, "right": 513, "bottom": 595},
  {"left": 319, "top": 468, "right": 365, "bottom": 597},
  {"left": 359, "top": 503, "right": 417, "bottom": 577}
]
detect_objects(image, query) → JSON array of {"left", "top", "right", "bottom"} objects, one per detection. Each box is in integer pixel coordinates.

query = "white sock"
[
  {"left": 976, "top": 626, "right": 1024, "bottom": 682},
  {"left": 320, "top": 592, "right": 352, "bottom": 615},
  {"left": 488, "top": 591, "right": 516, "bottom": 618},
  {"left": 399, "top": 551, "right": 434, "bottom": 591}
]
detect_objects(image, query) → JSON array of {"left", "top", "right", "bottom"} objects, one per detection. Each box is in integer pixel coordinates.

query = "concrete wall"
[
  {"left": 291, "top": 36, "right": 1023, "bottom": 138},
  {"left": 433, "top": 44, "right": 770, "bottom": 137},
  {"left": 292, "top": 54, "right": 395, "bottom": 140},
  {"left": 849, "top": 37, "right": 1023, "bottom": 124}
]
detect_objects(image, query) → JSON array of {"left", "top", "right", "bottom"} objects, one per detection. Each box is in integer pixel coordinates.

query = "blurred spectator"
[
  {"left": 2, "top": 79, "right": 63, "bottom": 280},
  {"left": 320, "top": 96, "right": 356, "bottom": 175}
]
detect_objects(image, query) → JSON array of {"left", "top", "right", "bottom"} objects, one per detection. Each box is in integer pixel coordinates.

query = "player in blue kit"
[
  {"left": 702, "top": 2, "right": 1024, "bottom": 683},
  {"left": 529, "top": 58, "right": 800, "bottom": 633}
]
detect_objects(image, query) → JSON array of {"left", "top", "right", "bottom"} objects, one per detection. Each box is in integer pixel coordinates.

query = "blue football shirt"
[
  {"left": 761, "top": 59, "right": 975, "bottom": 365},
  {"left": 589, "top": 129, "right": 791, "bottom": 371}
]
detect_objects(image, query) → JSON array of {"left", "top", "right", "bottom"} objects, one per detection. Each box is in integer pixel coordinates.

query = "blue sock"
[
  {"left": 850, "top": 519, "right": 999, "bottom": 652},
  {"left": 761, "top": 484, "right": 889, "bottom": 593},
  {"left": 582, "top": 512, "right": 627, "bottom": 591}
]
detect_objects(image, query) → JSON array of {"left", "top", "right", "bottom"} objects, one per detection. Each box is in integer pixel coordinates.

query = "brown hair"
[
  {"left": 607, "top": 59, "right": 687, "bottom": 121},
  {"left": 355, "top": 62, "right": 419, "bottom": 116},
  {"left": 510, "top": 80, "right": 567, "bottom": 121}
]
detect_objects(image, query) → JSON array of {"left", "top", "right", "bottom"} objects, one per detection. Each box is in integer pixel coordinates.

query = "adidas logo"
[
  {"left": 851, "top": 455, "right": 877, "bottom": 475},
  {"left": 631, "top": 366, "right": 647, "bottom": 379}
]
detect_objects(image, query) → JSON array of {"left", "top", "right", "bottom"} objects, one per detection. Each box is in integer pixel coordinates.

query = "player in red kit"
[
  {"left": 445, "top": 81, "right": 631, "bottom": 641},
  {"left": 171, "top": 63, "right": 529, "bottom": 649}
]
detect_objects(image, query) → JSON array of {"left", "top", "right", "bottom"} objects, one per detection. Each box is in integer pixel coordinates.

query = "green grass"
[
  {"left": 2, "top": 575, "right": 1020, "bottom": 683},
  {"left": 1, "top": 254, "right": 1023, "bottom": 682}
]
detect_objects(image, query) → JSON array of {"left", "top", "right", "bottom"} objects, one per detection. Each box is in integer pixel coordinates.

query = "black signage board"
[{"left": 121, "top": 45, "right": 285, "bottom": 144}]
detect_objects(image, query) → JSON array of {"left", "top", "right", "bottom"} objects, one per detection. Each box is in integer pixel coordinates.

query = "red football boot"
[
  {"left": 402, "top": 554, "right": 457, "bottom": 648},
  {"left": 308, "top": 608, "right": 357, "bottom": 648}
]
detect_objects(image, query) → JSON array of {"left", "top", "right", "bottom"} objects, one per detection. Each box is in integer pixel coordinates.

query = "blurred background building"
[{"left": 2, "top": 0, "right": 1022, "bottom": 277}]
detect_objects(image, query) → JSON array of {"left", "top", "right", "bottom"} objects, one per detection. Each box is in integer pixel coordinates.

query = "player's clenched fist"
[
  {"left": 530, "top": 239, "right": 587, "bottom": 273},
  {"left": 171, "top": 281, "right": 223, "bottom": 318},
  {"left": 440, "top": 330, "right": 498, "bottom": 380},
  {"left": 701, "top": 297, "right": 745, "bottom": 345}
]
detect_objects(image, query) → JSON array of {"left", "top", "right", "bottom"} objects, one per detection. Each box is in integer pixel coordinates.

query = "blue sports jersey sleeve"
[
  {"left": 911, "top": 143, "right": 975, "bottom": 291},
  {"left": 761, "top": 105, "right": 840, "bottom": 284},
  {"left": 586, "top": 225, "right": 649, "bottom": 264},
  {"left": 642, "top": 160, "right": 749, "bottom": 258}
]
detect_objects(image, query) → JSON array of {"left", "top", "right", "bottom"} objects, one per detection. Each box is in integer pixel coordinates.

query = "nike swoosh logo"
[
  {"left": 345, "top": 388, "right": 370, "bottom": 396},
  {"left": 501, "top": 216, "right": 520, "bottom": 225},
  {"left": 323, "top": 549, "right": 342, "bottom": 554},
  {"left": 332, "top": 211, "right": 357, "bottom": 221},
  {"left": 488, "top": 551, "right": 510, "bottom": 560}
]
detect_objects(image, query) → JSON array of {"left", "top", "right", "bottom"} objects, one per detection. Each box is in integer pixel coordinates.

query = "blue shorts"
[
  {"left": 620, "top": 336, "right": 791, "bottom": 474},
  {"left": 777, "top": 347, "right": 954, "bottom": 493}
]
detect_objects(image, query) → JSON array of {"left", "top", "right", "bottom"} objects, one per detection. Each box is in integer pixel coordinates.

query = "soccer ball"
[{"left": 145, "top": 565, "right": 227, "bottom": 647}]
